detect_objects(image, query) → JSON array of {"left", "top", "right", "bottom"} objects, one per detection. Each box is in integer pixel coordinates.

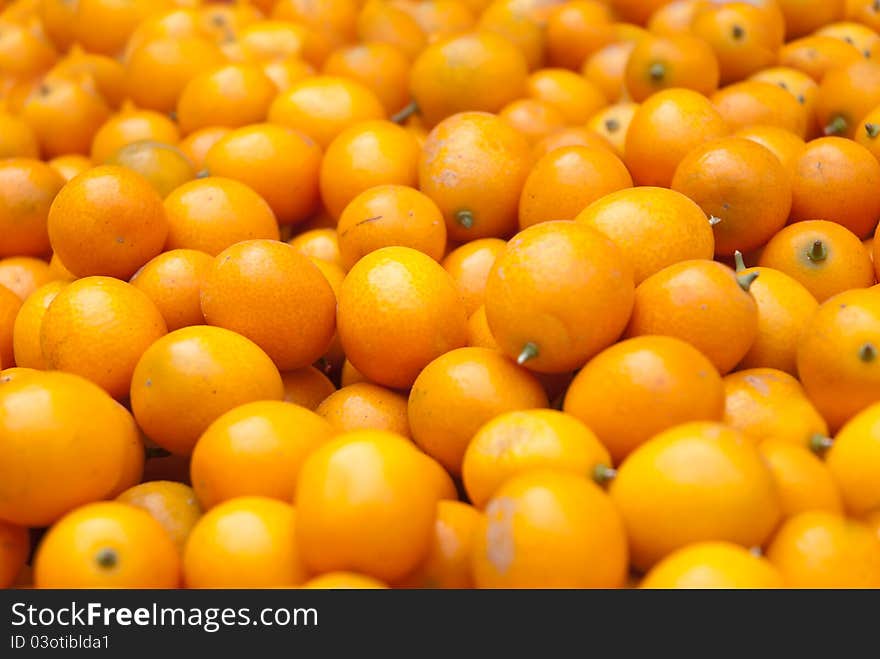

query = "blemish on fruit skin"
[
  {"left": 115, "top": 237, "right": 124, "bottom": 244},
  {"left": 485, "top": 497, "right": 516, "bottom": 575},
  {"left": 145, "top": 379, "right": 152, "bottom": 388}
]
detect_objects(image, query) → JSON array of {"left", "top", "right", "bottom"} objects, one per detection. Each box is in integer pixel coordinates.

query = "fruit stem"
[
  {"left": 866, "top": 123, "right": 880, "bottom": 139},
  {"left": 593, "top": 463, "right": 617, "bottom": 486},
  {"left": 196, "top": 168, "right": 210, "bottom": 179},
  {"left": 860, "top": 342, "right": 877, "bottom": 362},
  {"left": 807, "top": 240, "right": 827, "bottom": 263},
  {"left": 649, "top": 62, "right": 665, "bottom": 82},
  {"left": 456, "top": 209, "right": 475, "bottom": 229},
  {"left": 809, "top": 433, "right": 833, "bottom": 454},
  {"left": 516, "top": 342, "right": 538, "bottom": 365},
  {"left": 731, "top": 24, "right": 745, "bottom": 40},
  {"left": 95, "top": 548, "right": 118, "bottom": 569},
  {"left": 145, "top": 446, "right": 171, "bottom": 460},
  {"left": 391, "top": 100, "right": 419, "bottom": 125},
  {"left": 708, "top": 215, "right": 722, "bottom": 226},
  {"left": 736, "top": 270, "right": 759, "bottom": 292},
  {"left": 824, "top": 115, "right": 848, "bottom": 136},
  {"left": 733, "top": 250, "right": 746, "bottom": 272}
]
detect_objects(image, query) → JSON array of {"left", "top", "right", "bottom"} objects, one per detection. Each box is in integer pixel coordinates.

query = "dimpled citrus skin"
[
  {"left": 40, "top": 276, "right": 168, "bottom": 399},
  {"left": 47, "top": 165, "right": 168, "bottom": 279},
  {"left": 0, "top": 371, "right": 142, "bottom": 527},
  {"left": 130, "top": 326, "right": 284, "bottom": 457},
  {"left": 796, "top": 288, "right": 880, "bottom": 432},
  {"left": 0, "top": 158, "right": 65, "bottom": 258},
  {"left": 610, "top": 422, "right": 782, "bottom": 571},
  {"left": 337, "top": 246, "right": 468, "bottom": 390},
  {"left": 564, "top": 336, "right": 725, "bottom": 464},
  {"left": 408, "top": 347, "right": 549, "bottom": 475},
  {"left": 640, "top": 542, "right": 784, "bottom": 589},
  {"left": 625, "top": 260, "right": 758, "bottom": 375},
  {"left": 418, "top": 112, "right": 532, "bottom": 242},
  {"left": 826, "top": 403, "right": 880, "bottom": 517},
  {"left": 485, "top": 221, "right": 634, "bottom": 373},
  {"left": 200, "top": 240, "right": 337, "bottom": 371}
]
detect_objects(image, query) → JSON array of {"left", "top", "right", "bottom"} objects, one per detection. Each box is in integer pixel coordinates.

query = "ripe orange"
[
  {"left": 201, "top": 239, "right": 336, "bottom": 371},
  {"left": 302, "top": 572, "right": 389, "bottom": 589},
  {"left": 564, "top": 335, "right": 725, "bottom": 463},
  {"left": 733, "top": 124, "right": 806, "bottom": 180},
  {"left": 816, "top": 59, "right": 880, "bottom": 138},
  {"left": 0, "top": 157, "right": 64, "bottom": 260},
  {"left": 640, "top": 542, "right": 784, "bottom": 589},
  {"left": 526, "top": 68, "right": 607, "bottom": 123},
  {"left": 711, "top": 80, "right": 808, "bottom": 138},
  {"left": 485, "top": 221, "right": 635, "bottom": 373},
  {"left": 0, "top": 284, "right": 21, "bottom": 367},
  {"left": 777, "top": 0, "right": 846, "bottom": 39},
  {"left": 41, "top": 276, "right": 167, "bottom": 399},
  {"left": 130, "top": 249, "right": 212, "bottom": 332},
  {"left": 0, "top": 520, "right": 28, "bottom": 588},
  {"left": 625, "top": 33, "right": 719, "bottom": 101},
  {"left": 0, "top": 110, "right": 39, "bottom": 158},
  {"left": 12, "top": 279, "right": 66, "bottom": 369},
  {"left": 177, "top": 126, "right": 230, "bottom": 172},
  {"left": 779, "top": 35, "right": 861, "bottom": 82},
  {"left": 289, "top": 228, "right": 342, "bottom": 268},
  {"left": 355, "top": 0, "right": 427, "bottom": 61},
  {"left": 337, "top": 246, "right": 468, "bottom": 389},
  {"left": 116, "top": 481, "right": 202, "bottom": 554},
  {"left": 586, "top": 102, "right": 638, "bottom": 157},
  {"left": 582, "top": 41, "right": 636, "bottom": 103},
  {"left": 441, "top": 238, "right": 506, "bottom": 316},
  {"left": 544, "top": 1, "right": 615, "bottom": 71},
  {"left": 758, "top": 439, "right": 843, "bottom": 518},
  {"left": 403, "top": 500, "right": 482, "bottom": 589},
  {"left": 826, "top": 403, "right": 880, "bottom": 516},
  {"left": 281, "top": 366, "right": 336, "bottom": 410},
  {"left": 35, "top": 501, "right": 180, "bottom": 588},
  {"left": 184, "top": 497, "right": 307, "bottom": 588},
  {"left": 105, "top": 140, "right": 195, "bottom": 198},
  {"left": 90, "top": 109, "right": 180, "bottom": 164},
  {"left": 322, "top": 41, "right": 410, "bottom": 115},
  {"left": 130, "top": 326, "right": 284, "bottom": 456},
  {"left": 610, "top": 422, "right": 781, "bottom": 571},
  {"left": 317, "top": 382, "right": 411, "bottom": 438},
  {"left": 472, "top": 470, "right": 628, "bottom": 588},
  {"left": 499, "top": 98, "right": 567, "bottom": 144}
]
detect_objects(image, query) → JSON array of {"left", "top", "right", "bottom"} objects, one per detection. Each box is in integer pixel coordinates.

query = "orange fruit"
[
  {"left": 610, "top": 422, "right": 781, "bottom": 571},
  {"left": 316, "top": 382, "right": 411, "bottom": 438},
  {"left": 733, "top": 124, "right": 806, "bottom": 180},
  {"left": 419, "top": 111, "right": 531, "bottom": 241},
  {"left": 790, "top": 137, "right": 880, "bottom": 238},
  {"left": 625, "top": 33, "right": 719, "bottom": 101},
  {"left": 0, "top": 370, "right": 142, "bottom": 527},
  {"left": 777, "top": 0, "right": 846, "bottom": 39},
  {"left": 817, "top": 59, "right": 880, "bottom": 138},
  {"left": 396, "top": 0, "right": 476, "bottom": 41},
  {"left": 826, "top": 402, "right": 880, "bottom": 516},
  {"left": 47, "top": 165, "right": 168, "bottom": 279},
  {"left": 262, "top": 56, "right": 316, "bottom": 92},
  {"left": 268, "top": 75, "right": 384, "bottom": 149},
  {"left": 647, "top": 0, "right": 704, "bottom": 35},
  {"left": 163, "top": 177, "right": 280, "bottom": 256},
  {"left": 544, "top": 0, "right": 614, "bottom": 71},
  {"left": 116, "top": 481, "right": 202, "bottom": 554},
  {"left": 20, "top": 76, "right": 110, "bottom": 158},
  {"left": 498, "top": 98, "right": 567, "bottom": 144},
  {"left": 0, "top": 520, "right": 28, "bottom": 588},
  {"left": 797, "top": 288, "right": 880, "bottom": 432},
  {"left": 337, "top": 246, "right": 468, "bottom": 389},
  {"left": 289, "top": 228, "right": 342, "bottom": 268},
  {"left": 0, "top": 157, "right": 65, "bottom": 259},
  {"left": 734, "top": 258, "right": 820, "bottom": 375},
  {"left": 40, "top": 276, "right": 166, "bottom": 399},
  {"left": 759, "top": 220, "right": 875, "bottom": 302},
  {"left": 672, "top": 137, "right": 790, "bottom": 256},
  {"left": 526, "top": 67, "right": 607, "bottom": 124},
  {"left": 582, "top": 41, "right": 636, "bottom": 103},
  {"left": 403, "top": 500, "right": 483, "bottom": 589},
  {"left": 625, "top": 88, "right": 728, "bottom": 188},
  {"left": 531, "top": 125, "right": 613, "bottom": 161},
  {"left": 564, "top": 335, "right": 725, "bottom": 463},
  {"left": 408, "top": 346, "right": 548, "bottom": 474},
  {"left": 183, "top": 496, "right": 307, "bottom": 588},
  {"left": 779, "top": 35, "right": 862, "bottom": 82},
  {"left": 691, "top": 2, "right": 782, "bottom": 85},
  {"left": 35, "top": 501, "right": 180, "bottom": 588},
  {"left": 46, "top": 47, "right": 126, "bottom": 110},
  {"left": 855, "top": 104, "right": 880, "bottom": 163},
  {"left": 302, "top": 572, "right": 389, "bottom": 589},
  {"left": 295, "top": 430, "right": 440, "bottom": 582},
  {"left": 46, "top": 154, "right": 91, "bottom": 183},
  {"left": 322, "top": 41, "right": 411, "bottom": 115},
  {"left": 0, "top": 256, "right": 51, "bottom": 300},
  {"left": 271, "top": 0, "right": 359, "bottom": 64},
  {"left": 281, "top": 366, "right": 336, "bottom": 410},
  {"left": 486, "top": 221, "right": 634, "bottom": 373},
  {"left": 70, "top": 0, "right": 162, "bottom": 56},
  {"left": 12, "top": 279, "right": 66, "bottom": 369},
  {"left": 478, "top": 0, "right": 546, "bottom": 71},
  {"left": 130, "top": 325, "right": 284, "bottom": 456},
  {"left": 759, "top": 439, "right": 844, "bottom": 518},
  {"left": 767, "top": 511, "right": 880, "bottom": 587},
  {"left": 472, "top": 470, "right": 628, "bottom": 588},
  {"left": 441, "top": 238, "right": 506, "bottom": 316},
  {"left": 355, "top": 0, "right": 427, "bottom": 61},
  {"left": 0, "top": 284, "right": 21, "bottom": 368},
  {"left": 750, "top": 66, "right": 820, "bottom": 137},
  {"left": 177, "top": 126, "right": 230, "bottom": 172},
  {"left": 640, "top": 541, "right": 784, "bottom": 589},
  {"left": 0, "top": 17, "right": 57, "bottom": 78},
  {"left": 518, "top": 145, "right": 633, "bottom": 230},
  {"left": 204, "top": 123, "right": 322, "bottom": 226},
  {"left": 586, "top": 102, "right": 638, "bottom": 157},
  {"left": 575, "top": 186, "right": 714, "bottom": 285},
  {"left": 105, "top": 140, "right": 195, "bottom": 198},
  {"left": 0, "top": 109, "right": 39, "bottom": 158},
  {"left": 90, "top": 109, "right": 180, "bottom": 164},
  {"left": 129, "top": 249, "right": 212, "bottom": 332},
  {"left": 200, "top": 239, "right": 335, "bottom": 372},
  {"left": 409, "top": 31, "right": 528, "bottom": 127},
  {"left": 462, "top": 408, "right": 611, "bottom": 508},
  {"left": 465, "top": 305, "right": 500, "bottom": 350},
  {"left": 124, "top": 36, "right": 225, "bottom": 114},
  {"left": 235, "top": 19, "right": 309, "bottom": 63},
  {"left": 711, "top": 80, "right": 808, "bottom": 138},
  {"left": 625, "top": 259, "right": 758, "bottom": 374},
  {"left": 191, "top": 400, "right": 334, "bottom": 509},
  {"left": 320, "top": 120, "right": 419, "bottom": 219}
]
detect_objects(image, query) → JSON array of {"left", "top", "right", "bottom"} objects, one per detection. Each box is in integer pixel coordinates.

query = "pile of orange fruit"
[{"left": 1, "top": 0, "right": 880, "bottom": 590}]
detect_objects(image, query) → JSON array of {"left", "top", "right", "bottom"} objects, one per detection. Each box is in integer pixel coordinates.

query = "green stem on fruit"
[
  {"left": 807, "top": 240, "right": 827, "bottom": 263},
  {"left": 809, "top": 433, "right": 833, "bottom": 454},
  {"left": 736, "top": 270, "right": 759, "bottom": 292},
  {"left": 95, "top": 548, "right": 118, "bottom": 570},
  {"left": 391, "top": 100, "right": 419, "bottom": 125},
  {"left": 734, "top": 250, "right": 746, "bottom": 272},
  {"left": 516, "top": 342, "right": 538, "bottom": 366},
  {"left": 866, "top": 123, "right": 880, "bottom": 139},
  {"left": 824, "top": 115, "right": 848, "bottom": 136},
  {"left": 196, "top": 168, "right": 210, "bottom": 179},
  {"left": 145, "top": 446, "right": 171, "bottom": 460},
  {"left": 456, "top": 209, "right": 474, "bottom": 229},
  {"left": 731, "top": 24, "right": 745, "bottom": 40},
  {"left": 649, "top": 62, "right": 665, "bottom": 83},
  {"left": 860, "top": 342, "right": 877, "bottom": 362},
  {"left": 593, "top": 463, "right": 617, "bottom": 486}
]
